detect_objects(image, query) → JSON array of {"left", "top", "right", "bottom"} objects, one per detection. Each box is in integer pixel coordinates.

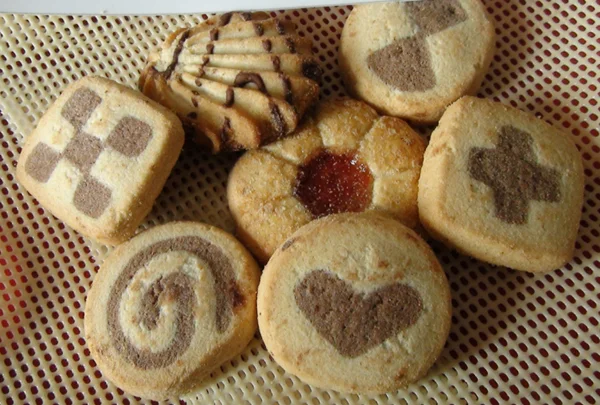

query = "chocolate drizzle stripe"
[
  {"left": 280, "top": 73, "right": 293, "bottom": 106},
  {"left": 220, "top": 117, "right": 233, "bottom": 145},
  {"left": 241, "top": 12, "right": 253, "bottom": 21},
  {"left": 285, "top": 38, "right": 296, "bottom": 54},
  {"left": 106, "top": 236, "right": 240, "bottom": 369},
  {"left": 271, "top": 55, "right": 281, "bottom": 72},
  {"left": 164, "top": 30, "right": 191, "bottom": 79},
  {"left": 206, "top": 43, "right": 215, "bottom": 54},
  {"left": 269, "top": 100, "right": 286, "bottom": 139},
  {"left": 275, "top": 19, "right": 285, "bottom": 35},
  {"left": 301, "top": 60, "right": 323, "bottom": 84},
  {"left": 224, "top": 87, "right": 235, "bottom": 107},
  {"left": 253, "top": 22, "right": 264, "bottom": 36},
  {"left": 219, "top": 12, "right": 233, "bottom": 26},
  {"left": 262, "top": 39, "right": 272, "bottom": 52},
  {"left": 202, "top": 56, "right": 210, "bottom": 66},
  {"left": 233, "top": 72, "right": 267, "bottom": 94},
  {"left": 210, "top": 28, "right": 219, "bottom": 41}
]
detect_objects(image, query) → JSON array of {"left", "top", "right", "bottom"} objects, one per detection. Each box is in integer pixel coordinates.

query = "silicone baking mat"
[{"left": 0, "top": 1, "right": 598, "bottom": 404}]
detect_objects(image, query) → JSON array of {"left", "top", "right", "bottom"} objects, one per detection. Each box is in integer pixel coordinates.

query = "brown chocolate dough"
[
  {"left": 468, "top": 126, "right": 561, "bottom": 224},
  {"left": 73, "top": 176, "right": 112, "bottom": 218},
  {"left": 367, "top": 0, "right": 467, "bottom": 92},
  {"left": 367, "top": 36, "right": 435, "bottom": 92},
  {"left": 106, "top": 117, "right": 152, "bottom": 157},
  {"left": 106, "top": 236, "right": 241, "bottom": 369},
  {"left": 294, "top": 270, "right": 423, "bottom": 358}
]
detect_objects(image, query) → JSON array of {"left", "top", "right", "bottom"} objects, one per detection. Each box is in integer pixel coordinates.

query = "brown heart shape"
[{"left": 294, "top": 270, "right": 423, "bottom": 358}]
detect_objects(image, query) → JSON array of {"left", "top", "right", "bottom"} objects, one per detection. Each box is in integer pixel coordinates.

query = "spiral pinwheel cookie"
[
  {"left": 139, "top": 12, "right": 322, "bottom": 153},
  {"left": 258, "top": 213, "right": 452, "bottom": 393},
  {"left": 227, "top": 98, "right": 426, "bottom": 263},
  {"left": 339, "top": 0, "right": 494, "bottom": 124},
  {"left": 85, "top": 222, "right": 260, "bottom": 400},
  {"left": 418, "top": 96, "right": 584, "bottom": 273}
]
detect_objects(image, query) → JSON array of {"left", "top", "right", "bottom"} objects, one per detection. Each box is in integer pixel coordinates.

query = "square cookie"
[
  {"left": 418, "top": 96, "right": 584, "bottom": 273},
  {"left": 17, "top": 76, "right": 184, "bottom": 245}
]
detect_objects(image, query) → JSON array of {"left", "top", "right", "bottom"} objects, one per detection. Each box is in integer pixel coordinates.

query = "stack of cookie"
[{"left": 15, "top": 2, "right": 584, "bottom": 401}]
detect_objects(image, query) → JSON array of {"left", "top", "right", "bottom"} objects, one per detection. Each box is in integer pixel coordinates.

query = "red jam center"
[{"left": 294, "top": 151, "right": 374, "bottom": 218}]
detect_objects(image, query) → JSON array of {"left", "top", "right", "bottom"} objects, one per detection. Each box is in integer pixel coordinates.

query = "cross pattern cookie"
[
  {"left": 367, "top": 0, "right": 467, "bottom": 91},
  {"left": 468, "top": 126, "right": 561, "bottom": 225},
  {"left": 24, "top": 88, "right": 153, "bottom": 218}
]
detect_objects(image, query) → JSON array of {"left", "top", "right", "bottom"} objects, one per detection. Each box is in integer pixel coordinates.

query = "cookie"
[
  {"left": 339, "top": 0, "right": 495, "bottom": 124},
  {"left": 16, "top": 76, "right": 184, "bottom": 245},
  {"left": 258, "top": 213, "right": 452, "bottom": 393},
  {"left": 139, "top": 12, "right": 322, "bottom": 153},
  {"left": 227, "top": 98, "right": 426, "bottom": 263},
  {"left": 85, "top": 221, "right": 260, "bottom": 400},
  {"left": 418, "top": 96, "right": 584, "bottom": 273}
]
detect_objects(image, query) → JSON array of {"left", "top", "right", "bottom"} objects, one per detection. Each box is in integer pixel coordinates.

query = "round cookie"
[
  {"left": 258, "top": 213, "right": 452, "bottom": 393},
  {"left": 227, "top": 98, "right": 426, "bottom": 263},
  {"left": 418, "top": 96, "right": 584, "bottom": 273},
  {"left": 85, "top": 222, "right": 260, "bottom": 400},
  {"left": 339, "top": 0, "right": 495, "bottom": 124}
]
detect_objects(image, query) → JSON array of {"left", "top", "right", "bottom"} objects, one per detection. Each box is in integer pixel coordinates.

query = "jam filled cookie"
[
  {"left": 139, "top": 11, "right": 322, "bottom": 153},
  {"left": 16, "top": 76, "right": 184, "bottom": 245},
  {"left": 227, "top": 98, "right": 426, "bottom": 263},
  {"left": 418, "top": 96, "right": 584, "bottom": 273},
  {"left": 258, "top": 213, "right": 452, "bottom": 393},
  {"left": 339, "top": 0, "right": 494, "bottom": 124},
  {"left": 85, "top": 222, "right": 260, "bottom": 400}
]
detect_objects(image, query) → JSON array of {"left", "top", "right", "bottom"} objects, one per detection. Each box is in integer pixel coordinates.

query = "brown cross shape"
[
  {"left": 25, "top": 88, "right": 153, "bottom": 218},
  {"left": 468, "top": 126, "right": 562, "bottom": 225},
  {"left": 367, "top": 0, "right": 467, "bottom": 92}
]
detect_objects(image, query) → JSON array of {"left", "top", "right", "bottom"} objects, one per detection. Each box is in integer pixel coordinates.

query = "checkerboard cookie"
[
  {"left": 85, "top": 221, "right": 260, "bottom": 400},
  {"left": 258, "top": 213, "right": 451, "bottom": 393},
  {"left": 418, "top": 96, "right": 584, "bottom": 273},
  {"left": 227, "top": 98, "right": 426, "bottom": 263},
  {"left": 16, "top": 76, "right": 184, "bottom": 245},
  {"left": 339, "top": 0, "right": 495, "bottom": 124},
  {"left": 139, "top": 11, "right": 321, "bottom": 153}
]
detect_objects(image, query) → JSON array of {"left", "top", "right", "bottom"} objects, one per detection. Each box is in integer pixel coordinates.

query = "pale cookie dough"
[
  {"left": 339, "top": 0, "right": 495, "bottom": 124},
  {"left": 418, "top": 96, "right": 584, "bottom": 273},
  {"left": 258, "top": 213, "right": 452, "bottom": 393},
  {"left": 16, "top": 76, "right": 184, "bottom": 245},
  {"left": 140, "top": 11, "right": 322, "bottom": 152},
  {"left": 227, "top": 98, "right": 426, "bottom": 264},
  {"left": 85, "top": 221, "right": 260, "bottom": 400}
]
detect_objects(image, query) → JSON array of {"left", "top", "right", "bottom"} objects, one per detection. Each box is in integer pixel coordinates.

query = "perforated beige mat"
[{"left": 0, "top": 1, "right": 598, "bottom": 404}]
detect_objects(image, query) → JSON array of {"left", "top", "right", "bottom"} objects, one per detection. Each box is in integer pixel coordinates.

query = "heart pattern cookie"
[{"left": 258, "top": 213, "right": 451, "bottom": 393}]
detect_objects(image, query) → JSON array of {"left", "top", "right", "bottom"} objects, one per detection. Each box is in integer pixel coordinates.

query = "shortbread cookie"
[
  {"left": 16, "top": 76, "right": 184, "bottom": 245},
  {"left": 139, "top": 11, "right": 322, "bottom": 153},
  {"left": 339, "top": 0, "right": 495, "bottom": 124},
  {"left": 227, "top": 98, "right": 426, "bottom": 263},
  {"left": 258, "top": 213, "right": 451, "bottom": 393},
  {"left": 85, "top": 222, "right": 260, "bottom": 400},
  {"left": 418, "top": 96, "right": 584, "bottom": 273}
]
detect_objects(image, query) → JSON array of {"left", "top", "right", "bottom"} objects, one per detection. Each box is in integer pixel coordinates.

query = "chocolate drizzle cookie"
[
  {"left": 418, "top": 96, "right": 584, "bottom": 273},
  {"left": 339, "top": 0, "right": 494, "bottom": 124},
  {"left": 227, "top": 98, "right": 426, "bottom": 263},
  {"left": 85, "top": 222, "right": 260, "bottom": 399},
  {"left": 139, "top": 12, "right": 322, "bottom": 152},
  {"left": 258, "top": 213, "right": 452, "bottom": 393}
]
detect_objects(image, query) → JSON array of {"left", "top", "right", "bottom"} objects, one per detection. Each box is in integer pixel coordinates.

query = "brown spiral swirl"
[{"left": 106, "top": 236, "right": 241, "bottom": 369}]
